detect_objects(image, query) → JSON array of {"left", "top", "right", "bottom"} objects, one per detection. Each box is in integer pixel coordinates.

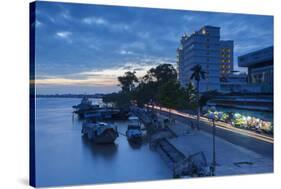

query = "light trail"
[{"left": 146, "top": 105, "right": 273, "bottom": 144}]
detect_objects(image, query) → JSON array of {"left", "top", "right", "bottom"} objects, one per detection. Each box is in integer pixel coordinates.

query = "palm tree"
[{"left": 190, "top": 64, "right": 206, "bottom": 130}]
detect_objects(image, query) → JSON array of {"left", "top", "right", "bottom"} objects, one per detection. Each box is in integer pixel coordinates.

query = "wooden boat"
[{"left": 82, "top": 122, "right": 119, "bottom": 144}]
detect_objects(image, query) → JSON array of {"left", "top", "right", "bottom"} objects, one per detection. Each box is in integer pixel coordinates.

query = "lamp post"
[{"left": 208, "top": 110, "right": 222, "bottom": 176}]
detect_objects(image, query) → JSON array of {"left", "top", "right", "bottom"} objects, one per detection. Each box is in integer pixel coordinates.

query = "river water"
[{"left": 35, "top": 98, "right": 171, "bottom": 187}]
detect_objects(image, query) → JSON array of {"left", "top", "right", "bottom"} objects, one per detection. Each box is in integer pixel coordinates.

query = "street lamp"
[{"left": 208, "top": 109, "right": 222, "bottom": 176}]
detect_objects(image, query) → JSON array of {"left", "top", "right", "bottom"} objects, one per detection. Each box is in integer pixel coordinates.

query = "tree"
[
  {"left": 158, "top": 80, "right": 181, "bottom": 119},
  {"left": 145, "top": 64, "right": 177, "bottom": 84},
  {"left": 190, "top": 65, "right": 206, "bottom": 130},
  {"left": 102, "top": 92, "right": 131, "bottom": 109},
  {"left": 117, "top": 71, "right": 138, "bottom": 92},
  {"left": 185, "top": 82, "right": 197, "bottom": 110},
  {"left": 133, "top": 81, "right": 157, "bottom": 107}
]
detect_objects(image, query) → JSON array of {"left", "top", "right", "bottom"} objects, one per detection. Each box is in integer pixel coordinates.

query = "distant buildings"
[{"left": 177, "top": 25, "right": 234, "bottom": 92}]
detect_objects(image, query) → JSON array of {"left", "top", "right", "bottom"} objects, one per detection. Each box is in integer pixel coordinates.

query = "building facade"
[
  {"left": 238, "top": 46, "right": 273, "bottom": 93},
  {"left": 220, "top": 40, "right": 234, "bottom": 79},
  {"left": 177, "top": 25, "right": 234, "bottom": 92}
]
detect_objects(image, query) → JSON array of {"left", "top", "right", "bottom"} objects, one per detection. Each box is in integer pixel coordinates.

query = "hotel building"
[{"left": 177, "top": 25, "right": 234, "bottom": 92}]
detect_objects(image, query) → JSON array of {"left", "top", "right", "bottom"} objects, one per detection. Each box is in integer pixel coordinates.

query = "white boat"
[
  {"left": 82, "top": 122, "right": 119, "bottom": 144},
  {"left": 126, "top": 116, "right": 142, "bottom": 143}
]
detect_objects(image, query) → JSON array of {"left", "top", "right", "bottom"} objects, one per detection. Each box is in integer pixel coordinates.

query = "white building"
[{"left": 177, "top": 25, "right": 234, "bottom": 92}]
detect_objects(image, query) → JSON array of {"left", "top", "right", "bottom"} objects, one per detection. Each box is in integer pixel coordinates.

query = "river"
[{"left": 35, "top": 98, "right": 171, "bottom": 187}]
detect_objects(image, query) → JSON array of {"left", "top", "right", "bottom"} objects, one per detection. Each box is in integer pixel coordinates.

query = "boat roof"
[{"left": 128, "top": 116, "right": 139, "bottom": 121}]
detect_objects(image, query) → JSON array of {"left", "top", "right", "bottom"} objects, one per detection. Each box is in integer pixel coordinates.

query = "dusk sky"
[{"left": 34, "top": 1, "right": 273, "bottom": 94}]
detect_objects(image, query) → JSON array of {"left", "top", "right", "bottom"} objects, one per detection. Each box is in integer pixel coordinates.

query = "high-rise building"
[{"left": 177, "top": 25, "right": 234, "bottom": 92}]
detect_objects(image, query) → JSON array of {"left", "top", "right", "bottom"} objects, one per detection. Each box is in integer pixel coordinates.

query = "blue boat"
[
  {"left": 82, "top": 122, "right": 119, "bottom": 144},
  {"left": 126, "top": 116, "right": 143, "bottom": 143}
]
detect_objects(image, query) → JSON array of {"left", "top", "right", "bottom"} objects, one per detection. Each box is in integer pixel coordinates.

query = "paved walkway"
[
  {"left": 149, "top": 105, "right": 273, "bottom": 143},
  {"left": 153, "top": 108, "right": 273, "bottom": 159},
  {"left": 157, "top": 113, "right": 273, "bottom": 176}
]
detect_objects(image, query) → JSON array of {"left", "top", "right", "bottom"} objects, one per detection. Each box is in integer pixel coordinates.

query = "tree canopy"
[
  {"left": 117, "top": 71, "right": 138, "bottom": 92},
  {"left": 103, "top": 63, "right": 198, "bottom": 111},
  {"left": 190, "top": 64, "right": 206, "bottom": 82}
]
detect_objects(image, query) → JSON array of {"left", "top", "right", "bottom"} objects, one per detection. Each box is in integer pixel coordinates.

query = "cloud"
[
  {"left": 82, "top": 16, "right": 107, "bottom": 25},
  {"left": 35, "top": 76, "right": 117, "bottom": 86},
  {"left": 55, "top": 31, "right": 73, "bottom": 43},
  {"left": 56, "top": 31, "right": 72, "bottom": 38},
  {"left": 182, "top": 15, "right": 195, "bottom": 22},
  {"left": 82, "top": 16, "right": 130, "bottom": 31},
  {"left": 119, "top": 50, "right": 135, "bottom": 55},
  {"left": 60, "top": 9, "right": 72, "bottom": 20},
  {"left": 35, "top": 20, "right": 43, "bottom": 28}
]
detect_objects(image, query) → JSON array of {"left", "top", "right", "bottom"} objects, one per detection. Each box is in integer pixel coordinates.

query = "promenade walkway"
[
  {"left": 150, "top": 106, "right": 273, "bottom": 159},
  {"left": 157, "top": 113, "right": 273, "bottom": 176}
]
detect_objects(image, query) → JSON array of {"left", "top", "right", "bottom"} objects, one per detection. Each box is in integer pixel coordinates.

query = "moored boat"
[
  {"left": 126, "top": 116, "right": 142, "bottom": 143},
  {"left": 72, "top": 96, "right": 99, "bottom": 118},
  {"left": 82, "top": 122, "right": 119, "bottom": 144}
]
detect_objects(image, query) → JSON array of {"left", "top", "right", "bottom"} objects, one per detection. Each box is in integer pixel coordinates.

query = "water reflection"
[
  {"left": 128, "top": 141, "right": 142, "bottom": 149},
  {"left": 81, "top": 135, "right": 118, "bottom": 159}
]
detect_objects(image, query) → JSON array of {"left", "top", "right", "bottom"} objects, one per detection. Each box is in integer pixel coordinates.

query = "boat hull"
[
  {"left": 82, "top": 124, "right": 118, "bottom": 144},
  {"left": 93, "top": 129, "right": 118, "bottom": 144},
  {"left": 127, "top": 135, "right": 142, "bottom": 144}
]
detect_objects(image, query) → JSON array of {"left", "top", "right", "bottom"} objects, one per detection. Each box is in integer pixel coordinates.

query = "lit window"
[{"left": 202, "top": 29, "right": 207, "bottom": 35}]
